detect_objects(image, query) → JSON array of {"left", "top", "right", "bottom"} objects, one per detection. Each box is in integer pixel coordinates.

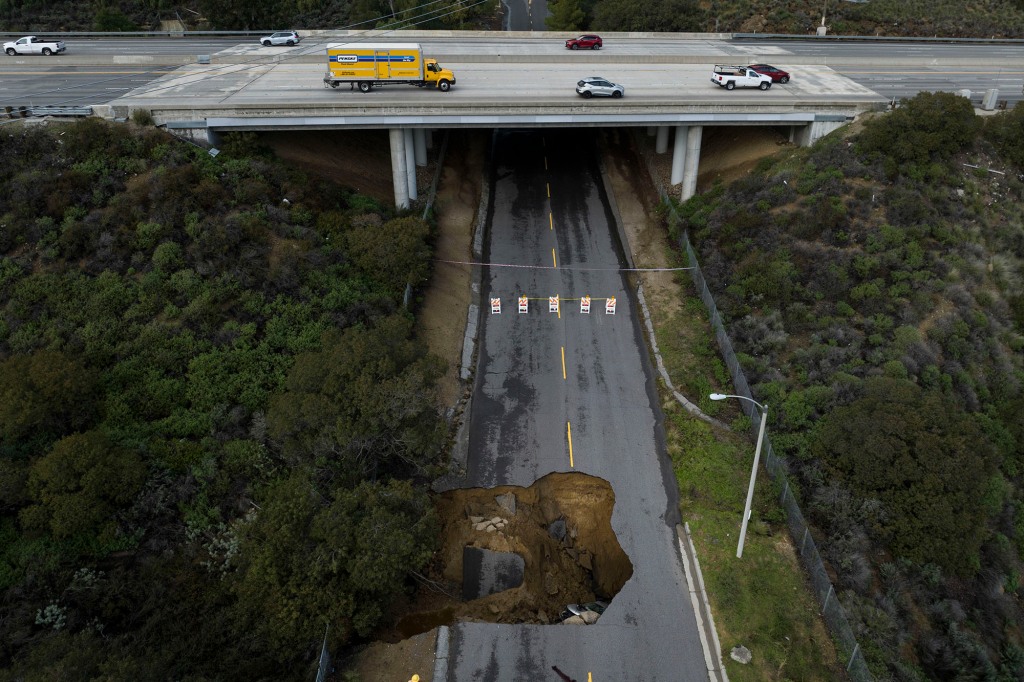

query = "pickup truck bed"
[{"left": 710, "top": 65, "right": 772, "bottom": 91}]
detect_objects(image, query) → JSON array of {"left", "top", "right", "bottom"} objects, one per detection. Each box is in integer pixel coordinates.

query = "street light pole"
[{"left": 710, "top": 393, "right": 768, "bottom": 558}]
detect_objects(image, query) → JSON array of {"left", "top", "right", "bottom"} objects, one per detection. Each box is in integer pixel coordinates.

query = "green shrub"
[
  {"left": 858, "top": 92, "right": 981, "bottom": 175},
  {"left": 130, "top": 109, "right": 155, "bottom": 126}
]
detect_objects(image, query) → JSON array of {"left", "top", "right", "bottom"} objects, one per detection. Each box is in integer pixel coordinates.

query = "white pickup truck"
[
  {"left": 710, "top": 65, "right": 772, "bottom": 91},
  {"left": 4, "top": 36, "right": 67, "bottom": 56}
]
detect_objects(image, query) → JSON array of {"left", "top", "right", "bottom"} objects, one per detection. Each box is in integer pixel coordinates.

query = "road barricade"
[
  {"left": 606, "top": 296, "right": 616, "bottom": 314},
  {"left": 519, "top": 295, "right": 528, "bottom": 313},
  {"left": 549, "top": 295, "right": 559, "bottom": 313},
  {"left": 581, "top": 296, "right": 591, "bottom": 314},
  {"left": 491, "top": 297, "right": 501, "bottom": 314}
]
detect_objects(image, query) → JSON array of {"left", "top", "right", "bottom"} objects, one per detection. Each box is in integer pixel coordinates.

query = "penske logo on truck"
[{"left": 329, "top": 54, "right": 416, "bottom": 63}]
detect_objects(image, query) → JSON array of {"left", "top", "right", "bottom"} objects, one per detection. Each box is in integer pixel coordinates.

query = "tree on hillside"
[
  {"left": 232, "top": 473, "right": 438, "bottom": 652},
  {"left": 983, "top": 103, "right": 1024, "bottom": 170},
  {"left": 592, "top": 0, "right": 704, "bottom": 32},
  {"left": 19, "top": 431, "right": 146, "bottom": 543},
  {"left": 813, "top": 377, "right": 998, "bottom": 575},
  {"left": 196, "top": 0, "right": 286, "bottom": 29},
  {"left": 343, "top": 215, "right": 432, "bottom": 296},
  {"left": 857, "top": 91, "right": 980, "bottom": 175},
  {"left": 267, "top": 314, "right": 445, "bottom": 482},
  {"left": 546, "top": 0, "right": 585, "bottom": 31},
  {"left": 0, "top": 351, "right": 99, "bottom": 454}
]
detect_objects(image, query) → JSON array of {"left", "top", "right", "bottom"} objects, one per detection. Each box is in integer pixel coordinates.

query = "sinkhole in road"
[{"left": 397, "top": 472, "right": 633, "bottom": 637}]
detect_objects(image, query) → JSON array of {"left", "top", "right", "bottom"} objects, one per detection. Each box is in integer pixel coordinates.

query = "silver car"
[
  {"left": 576, "top": 76, "right": 624, "bottom": 99},
  {"left": 261, "top": 31, "right": 300, "bottom": 47}
]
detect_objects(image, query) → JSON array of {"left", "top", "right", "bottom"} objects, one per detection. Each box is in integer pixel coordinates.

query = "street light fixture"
[{"left": 709, "top": 393, "right": 768, "bottom": 558}]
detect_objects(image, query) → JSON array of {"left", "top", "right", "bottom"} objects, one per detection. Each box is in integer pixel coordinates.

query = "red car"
[
  {"left": 749, "top": 64, "right": 790, "bottom": 83},
  {"left": 565, "top": 34, "right": 602, "bottom": 50}
]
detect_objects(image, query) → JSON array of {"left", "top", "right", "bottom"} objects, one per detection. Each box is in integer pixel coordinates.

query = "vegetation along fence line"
[{"left": 633, "top": 131, "right": 873, "bottom": 680}]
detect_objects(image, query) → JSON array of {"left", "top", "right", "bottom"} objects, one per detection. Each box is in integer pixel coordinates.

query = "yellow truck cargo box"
[
  {"left": 326, "top": 43, "right": 425, "bottom": 80},
  {"left": 324, "top": 42, "right": 456, "bottom": 92}
]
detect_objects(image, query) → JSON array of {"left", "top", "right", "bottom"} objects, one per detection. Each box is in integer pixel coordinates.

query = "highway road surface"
[
  {"left": 0, "top": 34, "right": 1022, "bottom": 107},
  {"left": 449, "top": 128, "right": 706, "bottom": 681}
]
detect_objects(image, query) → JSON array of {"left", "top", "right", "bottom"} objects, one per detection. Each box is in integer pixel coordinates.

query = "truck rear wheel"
[
  {"left": 759, "top": 81, "right": 770, "bottom": 90},
  {"left": 42, "top": 48, "right": 52, "bottom": 56},
  {"left": 438, "top": 79, "right": 451, "bottom": 92},
  {"left": 358, "top": 81, "right": 372, "bottom": 93},
  {"left": 725, "top": 81, "right": 735, "bottom": 90},
  {"left": 329, "top": 81, "right": 340, "bottom": 89}
]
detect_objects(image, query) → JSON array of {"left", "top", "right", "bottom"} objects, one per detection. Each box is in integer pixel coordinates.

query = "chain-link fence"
[
  {"left": 636, "top": 132, "right": 872, "bottom": 680},
  {"left": 315, "top": 625, "right": 332, "bottom": 682}
]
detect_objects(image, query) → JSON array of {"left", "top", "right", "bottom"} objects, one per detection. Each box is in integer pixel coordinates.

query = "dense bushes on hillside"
[
  {"left": 679, "top": 94, "right": 1024, "bottom": 679},
  {"left": 0, "top": 0, "right": 497, "bottom": 32},
  {"left": 0, "top": 119, "right": 444, "bottom": 678},
  {"left": 4, "top": 0, "right": 1024, "bottom": 36}
]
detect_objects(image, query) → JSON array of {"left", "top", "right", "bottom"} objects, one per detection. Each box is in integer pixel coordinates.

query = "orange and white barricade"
[
  {"left": 580, "top": 296, "right": 591, "bottom": 314},
  {"left": 490, "top": 297, "right": 501, "bottom": 314},
  {"left": 549, "top": 295, "right": 559, "bottom": 313},
  {"left": 605, "top": 296, "right": 616, "bottom": 315},
  {"left": 518, "top": 295, "right": 528, "bottom": 314}
]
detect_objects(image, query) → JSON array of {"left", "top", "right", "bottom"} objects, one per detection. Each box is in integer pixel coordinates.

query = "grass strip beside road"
[{"left": 637, "top": 243, "right": 843, "bottom": 679}]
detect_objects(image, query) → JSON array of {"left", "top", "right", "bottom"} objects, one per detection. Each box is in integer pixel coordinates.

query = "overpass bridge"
[{"left": 100, "top": 32, "right": 888, "bottom": 207}]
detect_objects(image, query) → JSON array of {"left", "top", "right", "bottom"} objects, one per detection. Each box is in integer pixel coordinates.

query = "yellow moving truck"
[{"left": 324, "top": 43, "right": 456, "bottom": 93}]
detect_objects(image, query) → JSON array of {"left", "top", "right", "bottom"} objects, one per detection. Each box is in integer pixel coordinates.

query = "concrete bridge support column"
[
  {"left": 681, "top": 125, "right": 703, "bottom": 202},
  {"left": 413, "top": 128, "right": 427, "bottom": 167},
  {"left": 655, "top": 125, "right": 670, "bottom": 154},
  {"left": 670, "top": 125, "right": 688, "bottom": 186},
  {"left": 794, "top": 119, "right": 848, "bottom": 147},
  {"left": 206, "top": 127, "right": 223, "bottom": 150},
  {"left": 389, "top": 128, "right": 410, "bottom": 209},
  {"left": 425, "top": 128, "right": 434, "bottom": 151},
  {"left": 404, "top": 128, "right": 418, "bottom": 202}
]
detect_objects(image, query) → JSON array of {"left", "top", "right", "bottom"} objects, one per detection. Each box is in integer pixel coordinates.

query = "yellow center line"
[
  {"left": 561, "top": 346, "right": 566, "bottom": 380},
  {"left": 551, "top": 248, "right": 557, "bottom": 268},
  {"left": 549, "top": 212, "right": 553, "bottom": 230},
  {"left": 544, "top": 156, "right": 548, "bottom": 170},
  {"left": 589, "top": 674, "right": 593, "bottom": 682},
  {"left": 567, "top": 421, "right": 574, "bottom": 468},
  {"left": 547, "top": 182, "right": 551, "bottom": 198}
]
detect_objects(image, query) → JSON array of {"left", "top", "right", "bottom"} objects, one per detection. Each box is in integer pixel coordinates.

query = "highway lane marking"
[
  {"left": 567, "top": 421, "right": 574, "bottom": 468},
  {"left": 561, "top": 346, "right": 566, "bottom": 380},
  {"left": 840, "top": 69, "right": 1024, "bottom": 75},
  {"left": 0, "top": 70, "right": 179, "bottom": 75},
  {"left": 551, "top": 248, "right": 557, "bottom": 268},
  {"left": 546, "top": 181, "right": 550, "bottom": 198},
  {"left": 589, "top": 674, "right": 592, "bottom": 682},
  {"left": 549, "top": 211, "right": 553, "bottom": 230}
]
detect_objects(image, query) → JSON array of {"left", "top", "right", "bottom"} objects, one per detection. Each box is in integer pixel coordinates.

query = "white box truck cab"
[{"left": 324, "top": 43, "right": 456, "bottom": 92}]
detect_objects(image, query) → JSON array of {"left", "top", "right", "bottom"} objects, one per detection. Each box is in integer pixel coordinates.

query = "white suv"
[
  {"left": 261, "top": 31, "right": 300, "bottom": 47},
  {"left": 576, "top": 76, "right": 624, "bottom": 99}
]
